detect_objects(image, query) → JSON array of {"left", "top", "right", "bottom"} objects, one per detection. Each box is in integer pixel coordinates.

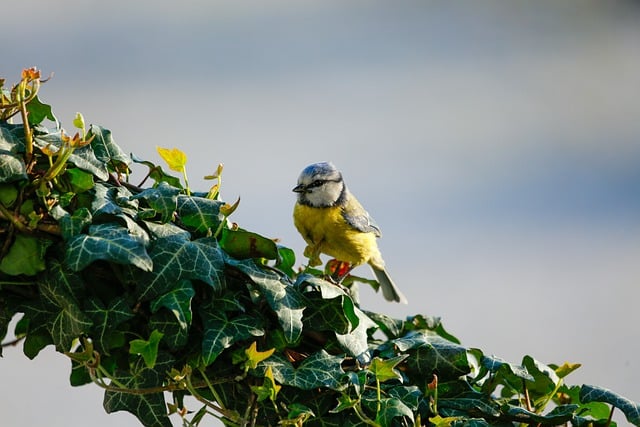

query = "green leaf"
[
  {"left": 375, "top": 397, "right": 414, "bottom": 426},
  {"left": 229, "top": 259, "right": 305, "bottom": 343},
  {"left": 394, "top": 331, "right": 471, "bottom": 380},
  {"left": 580, "top": 384, "right": 640, "bottom": 425},
  {"left": 0, "top": 122, "right": 24, "bottom": 152},
  {"left": 39, "top": 269, "right": 93, "bottom": 352},
  {"left": 65, "top": 223, "right": 153, "bottom": 272},
  {"left": 259, "top": 350, "right": 345, "bottom": 390},
  {"left": 64, "top": 167, "right": 94, "bottom": 193},
  {"left": 220, "top": 228, "right": 279, "bottom": 260},
  {"left": 251, "top": 366, "right": 281, "bottom": 402},
  {"left": 369, "top": 355, "right": 408, "bottom": 383},
  {"left": 26, "top": 95, "right": 57, "bottom": 125},
  {"left": 0, "top": 149, "right": 27, "bottom": 183},
  {"left": 521, "top": 355, "right": 560, "bottom": 404},
  {"left": 50, "top": 206, "right": 92, "bottom": 240},
  {"left": 437, "top": 380, "right": 502, "bottom": 419},
  {"left": 275, "top": 245, "right": 296, "bottom": 277},
  {"left": 336, "top": 311, "right": 377, "bottom": 363},
  {"left": 0, "top": 235, "right": 50, "bottom": 276},
  {"left": 200, "top": 309, "right": 264, "bottom": 365},
  {"left": 0, "top": 183, "right": 18, "bottom": 206},
  {"left": 88, "top": 125, "right": 130, "bottom": 172},
  {"left": 136, "top": 236, "right": 224, "bottom": 301},
  {"left": 129, "top": 329, "right": 164, "bottom": 369},
  {"left": 133, "top": 182, "right": 180, "bottom": 223},
  {"left": 503, "top": 404, "right": 577, "bottom": 425},
  {"left": 149, "top": 309, "right": 189, "bottom": 352},
  {"left": 90, "top": 182, "right": 137, "bottom": 218},
  {"left": 85, "top": 297, "right": 134, "bottom": 355},
  {"left": 388, "top": 385, "right": 423, "bottom": 410},
  {"left": 103, "top": 353, "right": 173, "bottom": 427},
  {"left": 406, "top": 314, "right": 460, "bottom": 344},
  {"left": 150, "top": 279, "right": 194, "bottom": 329},
  {"left": 176, "top": 195, "right": 224, "bottom": 233}
]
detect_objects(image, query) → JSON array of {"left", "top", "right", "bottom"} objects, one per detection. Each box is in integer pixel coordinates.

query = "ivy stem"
[
  {"left": 522, "top": 379, "right": 533, "bottom": 412},
  {"left": 198, "top": 366, "right": 227, "bottom": 411},
  {"left": 17, "top": 79, "right": 37, "bottom": 165},
  {"left": 0, "top": 203, "right": 28, "bottom": 233},
  {"left": 606, "top": 406, "right": 615, "bottom": 427},
  {"left": 185, "top": 372, "right": 237, "bottom": 421}
]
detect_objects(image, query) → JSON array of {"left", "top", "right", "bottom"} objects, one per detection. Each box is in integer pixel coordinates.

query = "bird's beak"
[{"left": 292, "top": 184, "right": 306, "bottom": 193}]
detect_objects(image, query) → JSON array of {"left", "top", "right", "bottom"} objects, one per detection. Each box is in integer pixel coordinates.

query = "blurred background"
[{"left": 1, "top": 1, "right": 639, "bottom": 426}]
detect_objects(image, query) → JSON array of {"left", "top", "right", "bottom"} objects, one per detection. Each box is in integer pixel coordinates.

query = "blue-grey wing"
[{"left": 342, "top": 203, "right": 382, "bottom": 237}]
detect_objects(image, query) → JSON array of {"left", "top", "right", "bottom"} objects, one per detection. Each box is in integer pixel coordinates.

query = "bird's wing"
[{"left": 341, "top": 201, "right": 382, "bottom": 237}]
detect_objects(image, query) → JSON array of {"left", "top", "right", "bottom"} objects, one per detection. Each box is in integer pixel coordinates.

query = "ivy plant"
[{"left": 1, "top": 68, "right": 639, "bottom": 427}]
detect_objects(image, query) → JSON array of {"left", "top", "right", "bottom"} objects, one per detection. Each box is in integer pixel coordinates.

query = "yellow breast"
[{"left": 293, "top": 203, "right": 381, "bottom": 266}]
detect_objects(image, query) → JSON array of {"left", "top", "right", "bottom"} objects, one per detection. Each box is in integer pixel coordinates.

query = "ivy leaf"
[
  {"left": 136, "top": 236, "right": 224, "bottom": 301},
  {"left": 477, "top": 353, "right": 534, "bottom": 397},
  {"left": 129, "top": 330, "right": 164, "bottom": 369},
  {"left": 64, "top": 167, "right": 94, "bottom": 193},
  {"left": 85, "top": 297, "right": 134, "bottom": 355},
  {"left": 369, "top": 355, "right": 408, "bottom": 383},
  {"left": 150, "top": 279, "right": 194, "bottom": 329},
  {"left": 176, "top": 195, "right": 224, "bottom": 233},
  {"left": 251, "top": 366, "right": 281, "bottom": 402},
  {"left": 245, "top": 341, "right": 275, "bottom": 371},
  {"left": 50, "top": 206, "right": 92, "bottom": 240},
  {"left": 335, "top": 306, "right": 377, "bottom": 361},
  {"left": 552, "top": 361, "right": 582, "bottom": 379},
  {"left": 503, "top": 404, "right": 577, "bottom": 425},
  {"left": 88, "top": 125, "right": 130, "bottom": 172},
  {"left": 375, "top": 397, "right": 414, "bottom": 426},
  {"left": 25, "top": 95, "right": 56, "bottom": 125},
  {"left": 65, "top": 223, "right": 153, "bottom": 272},
  {"left": 437, "top": 380, "right": 502, "bottom": 419},
  {"left": 90, "top": 183, "right": 137, "bottom": 218},
  {"left": 394, "top": 331, "right": 471, "bottom": 380},
  {"left": 103, "top": 354, "right": 173, "bottom": 427},
  {"left": 580, "top": 384, "right": 640, "bottom": 425},
  {"left": 156, "top": 146, "right": 187, "bottom": 172},
  {"left": 39, "top": 268, "right": 93, "bottom": 352},
  {"left": 0, "top": 235, "right": 50, "bottom": 276},
  {"left": 521, "top": 355, "right": 560, "bottom": 399},
  {"left": 275, "top": 245, "right": 296, "bottom": 277},
  {"left": 133, "top": 182, "right": 180, "bottom": 223},
  {"left": 388, "top": 385, "right": 423, "bottom": 411},
  {"left": 259, "top": 350, "right": 344, "bottom": 390},
  {"left": 220, "top": 228, "right": 278, "bottom": 260},
  {"left": 0, "top": 149, "right": 27, "bottom": 183},
  {"left": 229, "top": 258, "right": 305, "bottom": 343},
  {"left": 200, "top": 309, "right": 264, "bottom": 365},
  {"left": 150, "top": 309, "right": 189, "bottom": 352},
  {"left": 299, "top": 274, "right": 360, "bottom": 329}
]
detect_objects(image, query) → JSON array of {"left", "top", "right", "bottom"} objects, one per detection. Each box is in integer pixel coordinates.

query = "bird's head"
[{"left": 293, "top": 162, "right": 345, "bottom": 207}]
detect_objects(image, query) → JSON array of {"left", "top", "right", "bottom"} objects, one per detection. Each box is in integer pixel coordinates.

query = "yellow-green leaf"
[
  {"left": 156, "top": 146, "right": 187, "bottom": 172},
  {"left": 245, "top": 341, "right": 275, "bottom": 371},
  {"left": 251, "top": 366, "right": 281, "bottom": 402}
]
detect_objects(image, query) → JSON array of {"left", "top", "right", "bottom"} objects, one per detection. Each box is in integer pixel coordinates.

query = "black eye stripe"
[{"left": 308, "top": 178, "right": 341, "bottom": 189}]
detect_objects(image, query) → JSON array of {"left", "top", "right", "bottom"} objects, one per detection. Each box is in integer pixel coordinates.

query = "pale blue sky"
[{"left": 1, "top": 1, "right": 639, "bottom": 426}]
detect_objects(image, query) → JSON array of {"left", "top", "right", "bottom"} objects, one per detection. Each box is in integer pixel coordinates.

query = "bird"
[{"left": 292, "top": 161, "right": 407, "bottom": 304}]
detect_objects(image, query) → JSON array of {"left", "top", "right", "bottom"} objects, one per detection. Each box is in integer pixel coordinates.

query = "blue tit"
[{"left": 292, "top": 161, "right": 407, "bottom": 304}]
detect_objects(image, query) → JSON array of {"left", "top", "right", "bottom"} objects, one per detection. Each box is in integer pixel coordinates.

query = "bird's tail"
[{"left": 371, "top": 266, "right": 408, "bottom": 304}]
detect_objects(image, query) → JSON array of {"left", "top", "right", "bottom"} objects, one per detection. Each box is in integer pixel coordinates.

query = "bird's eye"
[{"left": 308, "top": 180, "right": 326, "bottom": 189}]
